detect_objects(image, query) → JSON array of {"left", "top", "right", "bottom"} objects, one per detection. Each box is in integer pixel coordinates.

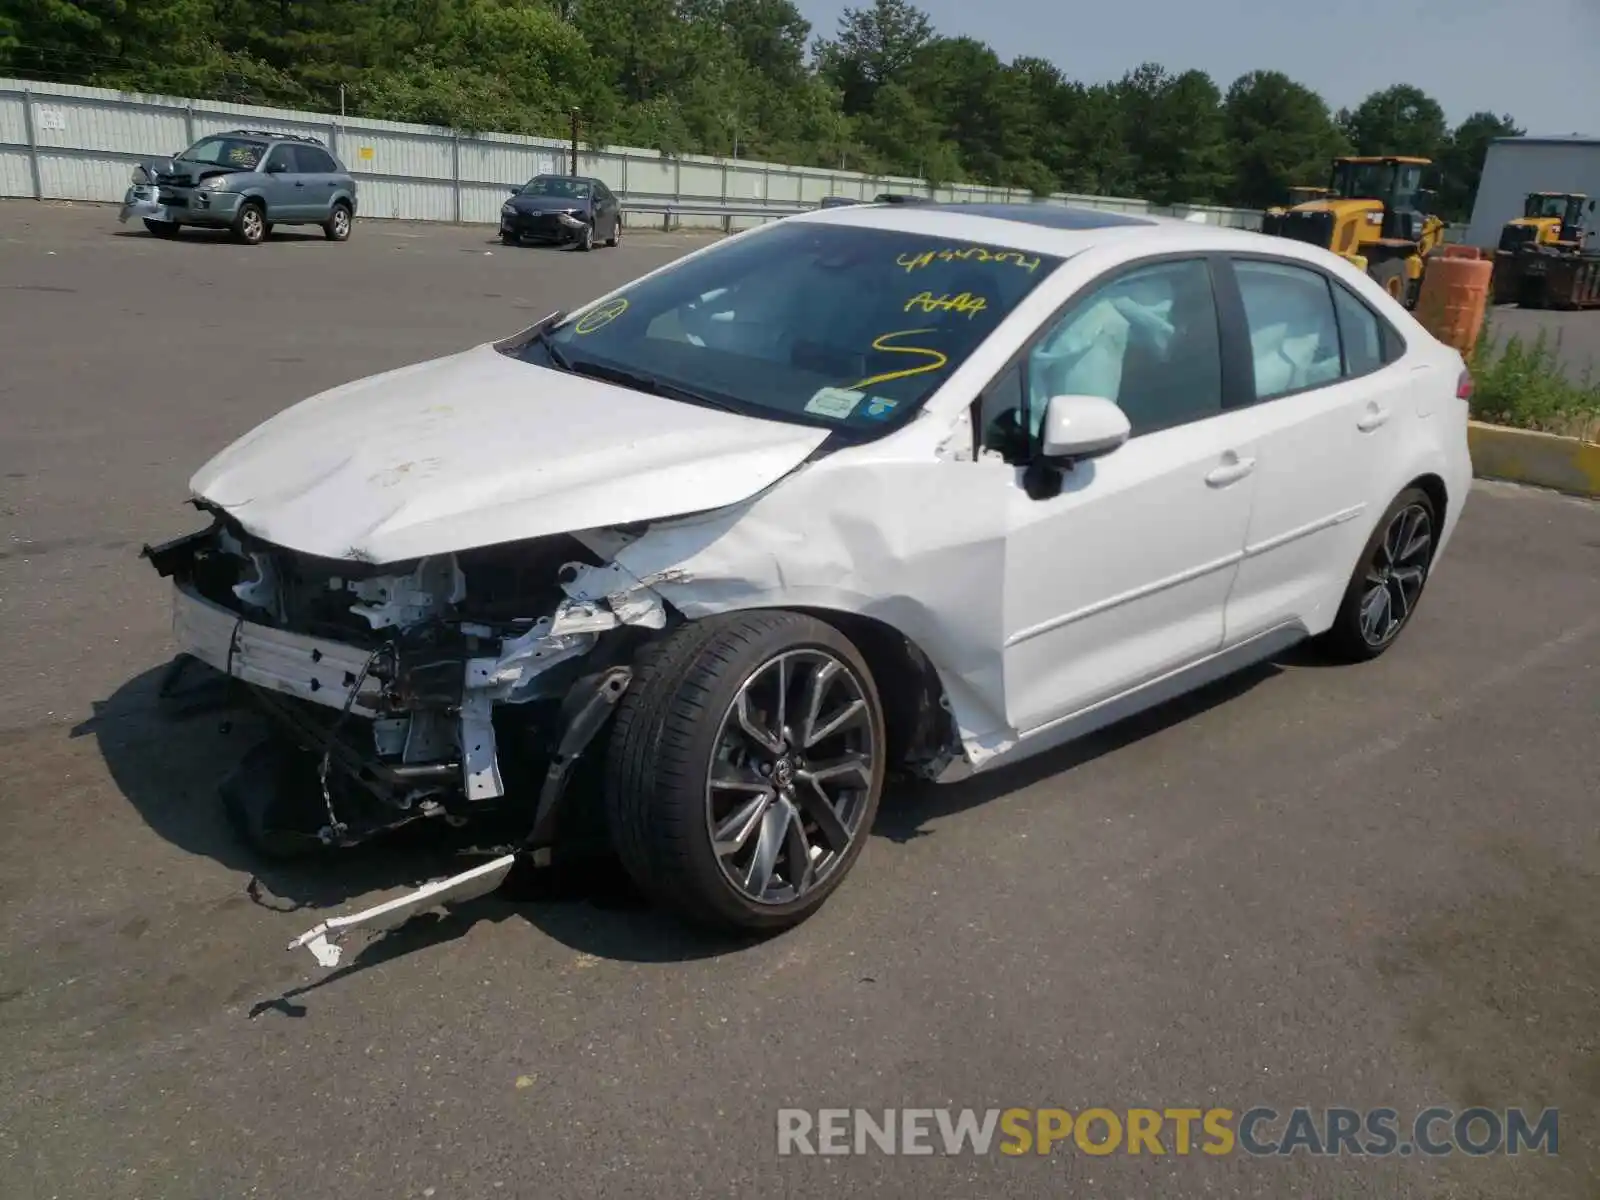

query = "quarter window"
[
  {"left": 294, "top": 145, "right": 338, "bottom": 173},
  {"left": 1233, "top": 259, "right": 1343, "bottom": 400},
  {"left": 1330, "top": 283, "right": 1386, "bottom": 377},
  {"left": 1025, "top": 259, "right": 1223, "bottom": 437}
]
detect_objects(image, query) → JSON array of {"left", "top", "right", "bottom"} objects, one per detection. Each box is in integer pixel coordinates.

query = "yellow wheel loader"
[
  {"left": 1263, "top": 156, "right": 1446, "bottom": 308},
  {"left": 1262, "top": 186, "right": 1333, "bottom": 236},
  {"left": 1497, "top": 192, "right": 1594, "bottom": 253}
]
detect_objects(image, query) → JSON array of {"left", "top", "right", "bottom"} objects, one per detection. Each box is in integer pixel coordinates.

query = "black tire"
[
  {"left": 143, "top": 218, "right": 180, "bottom": 238},
  {"left": 500, "top": 231, "right": 519, "bottom": 246},
  {"left": 603, "top": 611, "right": 886, "bottom": 934},
  {"left": 232, "top": 200, "right": 267, "bottom": 245},
  {"left": 606, "top": 214, "right": 621, "bottom": 247},
  {"left": 1370, "top": 257, "right": 1409, "bottom": 305},
  {"left": 323, "top": 201, "right": 352, "bottom": 242},
  {"left": 577, "top": 221, "right": 594, "bottom": 252},
  {"left": 1319, "top": 487, "right": 1439, "bottom": 663}
]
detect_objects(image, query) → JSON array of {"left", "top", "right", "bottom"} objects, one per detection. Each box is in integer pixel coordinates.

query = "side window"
[
  {"left": 1233, "top": 259, "right": 1343, "bottom": 400},
  {"left": 595, "top": 184, "right": 614, "bottom": 204},
  {"left": 295, "top": 145, "right": 338, "bottom": 173},
  {"left": 261, "top": 145, "right": 293, "bottom": 174},
  {"left": 1330, "top": 283, "right": 1385, "bottom": 377},
  {"left": 1025, "top": 259, "right": 1223, "bottom": 437}
]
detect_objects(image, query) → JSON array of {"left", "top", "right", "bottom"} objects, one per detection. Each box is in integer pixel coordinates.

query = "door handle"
[
  {"left": 294, "top": 181, "right": 306, "bottom": 188},
  {"left": 1205, "top": 456, "right": 1256, "bottom": 487},
  {"left": 1357, "top": 405, "right": 1391, "bottom": 432}
]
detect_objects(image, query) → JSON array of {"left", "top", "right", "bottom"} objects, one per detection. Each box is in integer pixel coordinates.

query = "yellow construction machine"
[
  {"left": 1497, "top": 192, "right": 1594, "bottom": 252},
  {"left": 1262, "top": 186, "right": 1333, "bottom": 236},
  {"left": 1263, "top": 155, "right": 1446, "bottom": 307}
]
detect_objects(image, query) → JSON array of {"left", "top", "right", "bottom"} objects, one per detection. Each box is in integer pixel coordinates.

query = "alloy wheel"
[
  {"left": 705, "top": 649, "right": 877, "bottom": 906},
  {"left": 1360, "top": 502, "right": 1433, "bottom": 647},
  {"left": 241, "top": 207, "right": 264, "bottom": 243},
  {"left": 331, "top": 207, "right": 350, "bottom": 239}
]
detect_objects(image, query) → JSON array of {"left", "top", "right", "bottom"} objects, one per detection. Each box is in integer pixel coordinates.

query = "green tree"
[
  {"left": 1223, "top": 69, "right": 1349, "bottom": 209},
  {"left": 1437, "top": 110, "right": 1523, "bottom": 221},
  {"left": 1339, "top": 84, "right": 1449, "bottom": 162},
  {"left": 814, "top": 0, "right": 933, "bottom": 116}
]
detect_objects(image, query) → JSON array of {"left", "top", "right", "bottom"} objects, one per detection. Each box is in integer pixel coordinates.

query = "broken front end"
[{"left": 142, "top": 509, "right": 665, "bottom": 859}]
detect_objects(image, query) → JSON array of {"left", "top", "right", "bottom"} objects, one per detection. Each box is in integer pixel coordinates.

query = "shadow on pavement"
[{"left": 87, "top": 642, "right": 1311, "bottom": 989}]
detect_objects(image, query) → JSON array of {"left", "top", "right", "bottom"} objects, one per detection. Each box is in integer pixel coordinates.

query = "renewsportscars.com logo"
[{"left": 776, "top": 1107, "right": 1560, "bottom": 1158}]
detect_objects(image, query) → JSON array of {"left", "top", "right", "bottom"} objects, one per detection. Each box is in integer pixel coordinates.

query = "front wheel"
[
  {"left": 603, "top": 612, "right": 886, "bottom": 933},
  {"left": 606, "top": 215, "right": 621, "bottom": 247},
  {"left": 143, "top": 218, "right": 180, "bottom": 238},
  {"left": 232, "top": 200, "right": 267, "bottom": 245},
  {"left": 1320, "top": 487, "right": 1438, "bottom": 662},
  {"left": 1370, "top": 257, "right": 1409, "bottom": 305},
  {"left": 576, "top": 222, "right": 594, "bottom": 252}
]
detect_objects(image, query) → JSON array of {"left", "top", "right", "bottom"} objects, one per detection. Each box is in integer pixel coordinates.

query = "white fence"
[{"left": 0, "top": 78, "right": 1265, "bottom": 232}]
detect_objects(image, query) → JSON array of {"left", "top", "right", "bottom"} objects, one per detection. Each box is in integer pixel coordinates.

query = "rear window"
[{"left": 525, "top": 221, "right": 1063, "bottom": 433}]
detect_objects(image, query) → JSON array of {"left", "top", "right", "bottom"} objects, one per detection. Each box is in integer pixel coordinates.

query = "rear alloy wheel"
[
  {"left": 1321, "top": 487, "right": 1438, "bottom": 662},
  {"left": 606, "top": 215, "right": 621, "bottom": 247},
  {"left": 577, "top": 221, "right": 594, "bottom": 252},
  {"left": 604, "top": 612, "right": 886, "bottom": 933},
  {"left": 232, "top": 200, "right": 267, "bottom": 246},
  {"left": 323, "top": 202, "right": 352, "bottom": 242},
  {"left": 143, "top": 218, "right": 180, "bottom": 238}
]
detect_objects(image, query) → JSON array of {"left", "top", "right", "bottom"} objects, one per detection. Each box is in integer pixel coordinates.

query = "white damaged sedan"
[{"left": 145, "top": 200, "right": 1473, "bottom": 956}]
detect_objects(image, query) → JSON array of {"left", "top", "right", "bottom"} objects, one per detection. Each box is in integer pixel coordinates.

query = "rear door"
[
  {"left": 293, "top": 144, "right": 343, "bottom": 220},
  {"left": 594, "top": 182, "right": 621, "bottom": 237},
  {"left": 1218, "top": 254, "right": 1413, "bottom": 642}
]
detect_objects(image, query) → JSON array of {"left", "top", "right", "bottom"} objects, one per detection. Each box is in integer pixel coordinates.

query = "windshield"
[
  {"left": 519, "top": 221, "right": 1063, "bottom": 433},
  {"left": 519, "top": 176, "right": 590, "bottom": 200},
  {"left": 177, "top": 137, "right": 267, "bottom": 169},
  {"left": 1525, "top": 194, "right": 1569, "bottom": 219},
  {"left": 1329, "top": 161, "right": 1391, "bottom": 201}
]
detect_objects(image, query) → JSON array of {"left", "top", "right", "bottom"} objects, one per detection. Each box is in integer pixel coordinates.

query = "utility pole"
[{"left": 569, "top": 108, "right": 580, "bottom": 176}]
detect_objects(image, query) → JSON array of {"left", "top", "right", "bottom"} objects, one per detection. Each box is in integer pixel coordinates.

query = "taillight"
[{"left": 1456, "top": 369, "right": 1474, "bottom": 401}]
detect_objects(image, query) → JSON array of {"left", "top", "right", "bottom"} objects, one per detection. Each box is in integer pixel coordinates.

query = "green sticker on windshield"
[{"left": 805, "top": 387, "right": 863, "bottom": 419}]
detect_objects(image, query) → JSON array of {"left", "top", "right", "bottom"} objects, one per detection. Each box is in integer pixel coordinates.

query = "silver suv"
[{"left": 119, "top": 129, "right": 359, "bottom": 245}]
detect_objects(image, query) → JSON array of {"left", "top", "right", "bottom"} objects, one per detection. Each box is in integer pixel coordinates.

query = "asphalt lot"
[{"left": 2, "top": 200, "right": 1599, "bottom": 1200}]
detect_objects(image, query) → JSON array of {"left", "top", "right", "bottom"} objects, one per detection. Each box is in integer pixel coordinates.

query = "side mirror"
[
  {"left": 508, "top": 185, "right": 521, "bottom": 195},
  {"left": 1040, "top": 394, "right": 1131, "bottom": 462}
]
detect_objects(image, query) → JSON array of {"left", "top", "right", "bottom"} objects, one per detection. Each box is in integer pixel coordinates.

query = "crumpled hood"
[{"left": 189, "top": 343, "right": 830, "bottom": 564}]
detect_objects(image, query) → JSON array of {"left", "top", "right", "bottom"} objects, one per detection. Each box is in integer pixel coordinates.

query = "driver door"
[{"left": 983, "top": 256, "right": 1261, "bottom": 733}]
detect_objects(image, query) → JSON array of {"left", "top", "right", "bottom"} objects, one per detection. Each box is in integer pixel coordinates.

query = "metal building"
[{"left": 1463, "top": 134, "right": 1600, "bottom": 249}]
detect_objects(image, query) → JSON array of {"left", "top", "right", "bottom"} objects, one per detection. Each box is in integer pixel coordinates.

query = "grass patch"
[{"left": 1468, "top": 318, "right": 1600, "bottom": 441}]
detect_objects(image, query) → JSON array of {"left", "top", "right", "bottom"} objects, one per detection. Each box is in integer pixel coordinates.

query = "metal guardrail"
[{"left": 618, "top": 196, "right": 809, "bottom": 232}]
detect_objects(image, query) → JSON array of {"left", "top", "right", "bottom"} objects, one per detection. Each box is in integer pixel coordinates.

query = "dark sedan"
[{"left": 500, "top": 175, "right": 622, "bottom": 251}]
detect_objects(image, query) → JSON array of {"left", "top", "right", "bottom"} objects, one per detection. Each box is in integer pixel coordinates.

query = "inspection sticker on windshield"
[
  {"left": 861, "top": 396, "right": 898, "bottom": 420},
  {"left": 805, "top": 387, "right": 864, "bottom": 419}
]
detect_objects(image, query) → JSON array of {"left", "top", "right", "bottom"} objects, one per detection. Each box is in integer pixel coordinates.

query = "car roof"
[
  {"left": 788, "top": 200, "right": 1287, "bottom": 260},
  {"left": 222, "top": 128, "right": 328, "bottom": 147}
]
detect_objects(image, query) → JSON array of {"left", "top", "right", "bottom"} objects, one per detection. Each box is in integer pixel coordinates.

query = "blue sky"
[{"left": 793, "top": 0, "right": 1600, "bottom": 136}]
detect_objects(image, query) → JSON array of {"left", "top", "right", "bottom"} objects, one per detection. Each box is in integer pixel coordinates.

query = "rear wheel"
[
  {"left": 232, "top": 200, "right": 267, "bottom": 245},
  {"left": 1320, "top": 487, "right": 1438, "bottom": 662},
  {"left": 576, "top": 221, "right": 594, "bottom": 252},
  {"left": 604, "top": 612, "right": 886, "bottom": 933},
  {"left": 606, "top": 214, "right": 621, "bottom": 247},
  {"left": 143, "top": 218, "right": 180, "bottom": 238},
  {"left": 323, "top": 201, "right": 352, "bottom": 242}
]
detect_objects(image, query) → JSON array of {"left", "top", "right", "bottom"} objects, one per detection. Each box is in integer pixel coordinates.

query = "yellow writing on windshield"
[
  {"left": 850, "top": 329, "right": 949, "bottom": 390},
  {"left": 573, "top": 297, "right": 629, "bottom": 335},
  {"left": 905, "top": 290, "right": 988, "bottom": 318},
  {"left": 896, "top": 247, "right": 1041, "bottom": 274}
]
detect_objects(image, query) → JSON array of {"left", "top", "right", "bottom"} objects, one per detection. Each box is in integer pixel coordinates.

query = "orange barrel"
[{"left": 1415, "top": 252, "right": 1493, "bottom": 354}]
